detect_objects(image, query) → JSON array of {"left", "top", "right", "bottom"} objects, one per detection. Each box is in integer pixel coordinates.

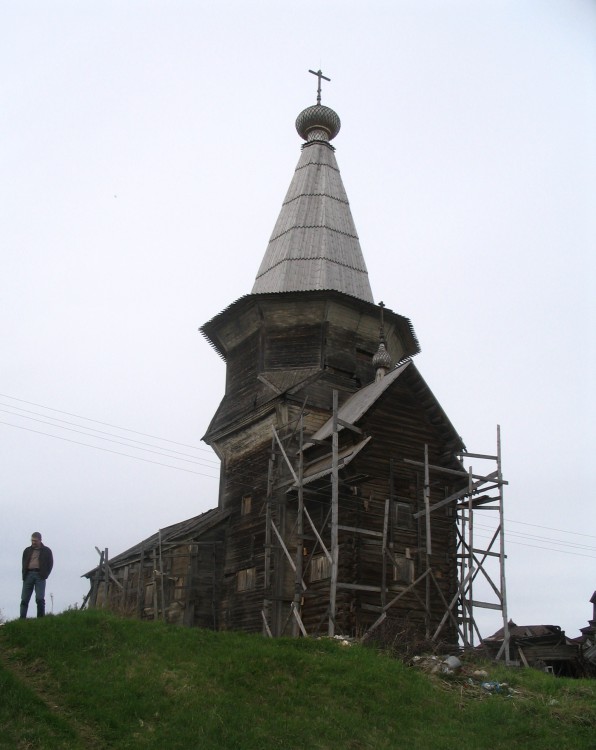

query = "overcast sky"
[{"left": 2, "top": 1, "right": 595, "bottom": 640}]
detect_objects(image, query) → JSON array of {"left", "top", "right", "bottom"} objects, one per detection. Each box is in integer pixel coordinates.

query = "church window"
[
  {"left": 263, "top": 325, "right": 321, "bottom": 369},
  {"left": 393, "top": 552, "right": 414, "bottom": 584},
  {"left": 310, "top": 554, "right": 331, "bottom": 582},
  {"left": 237, "top": 567, "right": 256, "bottom": 591},
  {"left": 393, "top": 501, "right": 413, "bottom": 530},
  {"left": 241, "top": 494, "right": 252, "bottom": 516}
]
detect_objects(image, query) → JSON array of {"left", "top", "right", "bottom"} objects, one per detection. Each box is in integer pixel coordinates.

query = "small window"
[
  {"left": 393, "top": 553, "right": 414, "bottom": 584},
  {"left": 393, "top": 501, "right": 413, "bottom": 530},
  {"left": 241, "top": 494, "right": 252, "bottom": 516},
  {"left": 310, "top": 554, "right": 331, "bottom": 582},
  {"left": 237, "top": 567, "right": 256, "bottom": 592}
]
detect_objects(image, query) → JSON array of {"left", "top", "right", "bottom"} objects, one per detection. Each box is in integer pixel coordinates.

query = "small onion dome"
[
  {"left": 372, "top": 342, "right": 392, "bottom": 371},
  {"left": 296, "top": 104, "right": 341, "bottom": 143}
]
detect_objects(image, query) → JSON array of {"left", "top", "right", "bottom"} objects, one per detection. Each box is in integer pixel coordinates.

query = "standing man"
[{"left": 20, "top": 532, "right": 53, "bottom": 618}]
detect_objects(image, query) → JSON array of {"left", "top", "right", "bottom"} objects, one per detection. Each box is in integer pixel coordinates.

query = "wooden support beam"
[
  {"left": 337, "top": 524, "right": 384, "bottom": 538},
  {"left": 108, "top": 570, "right": 123, "bottom": 590},
  {"left": 470, "top": 600, "right": 503, "bottom": 611},
  {"left": 290, "top": 602, "right": 308, "bottom": 637},
  {"left": 518, "top": 647, "right": 530, "bottom": 668},
  {"left": 80, "top": 589, "right": 91, "bottom": 610},
  {"left": 90, "top": 549, "right": 104, "bottom": 608},
  {"left": 471, "top": 549, "right": 504, "bottom": 558},
  {"left": 270, "top": 520, "right": 307, "bottom": 590},
  {"left": 381, "top": 497, "right": 389, "bottom": 610},
  {"left": 458, "top": 451, "right": 498, "bottom": 461},
  {"left": 261, "top": 610, "right": 273, "bottom": 638},
  {"left": 361, "top": 611, "right": 387, "bottom": 640},
  {"left": 329, "top": 390, "right": 339, "bottom": 637},
  {"left": 337, "top": 583, "right": 383, "bottom": 593},
  {"left": 272, "top": 425, "right": 299, "bottom": 485},
  {"left": 337, "top": 418, "right": 363, "bottom": 434},
  {"left": 428, "top": 569, "right": 467, "bottom": 644},
  {"left": 383, "top": 568, "right": 432, "bottom": 613},
  {"left": 383, "top": 547, "right": 402, "bottom": 570},
  {"left": 413, "top": 471, "right": 499, "bottom": 519},
  {"left": 292, "top": 417, "right": 306, "bottom": 638},
  {"left": 304, "top": 506, "right": 332, "bottom": 563},
  {"left": 103, "top": 548, "right": 109, "bottom": 608},
  {"left": 405, "top": 458, "right": 508, "bottom": 485},
  {"left": 302, "top": 437, "right": 328, "bottom": 447}
]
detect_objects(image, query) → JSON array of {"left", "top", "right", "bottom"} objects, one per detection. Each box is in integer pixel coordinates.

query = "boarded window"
[
  {"left": 237, "top": 567, "right": 256, "bottom": 592},
  {"left": 393, "top": 552, "right": 414, "bottom": 584},
  {"left": 393, "top": 501, "right": 413, "bottom": 530},
  {"left": 310, "top": 554, "right": 331, "bottom": 582},
  {"left": 263, "top": 325, "right": 321, "bottom": 369},
  {"left": 241, "top": 494, "right": 252, "bottom": 516}
]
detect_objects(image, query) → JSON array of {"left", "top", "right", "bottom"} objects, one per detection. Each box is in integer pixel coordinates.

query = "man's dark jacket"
[{"left": 22, "top": 544, "right": 53, "bottom": 580}]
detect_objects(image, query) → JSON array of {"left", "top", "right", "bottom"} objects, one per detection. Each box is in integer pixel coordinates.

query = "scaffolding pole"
[
  {"left": 292, "top": 413, "right": 305, "bottom": 637},
  {"left": 328, "top": 390, "right": 339, "bottom": 636},
  {"left": 404, "top": 426, "right": 509, "bottom": 657},
  {"left": 423, "top": 444, "right": 431, "bottom": 638},
  {"left": 260, "top": 397, "right": 508, "bottom": 659},
  {"left": 496, "top": 425, "right": 510, "bottom": 664}
]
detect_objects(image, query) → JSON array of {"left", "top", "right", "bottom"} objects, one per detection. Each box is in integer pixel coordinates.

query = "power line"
[
  {"left": 474, "top": 521, "right": 596, "bottom": 553},
  {"left": 473, "top": 530, "right": 596, "bottom": 560},
  {"left": 504, "top": 517, "right": 596, "bottom": 541},
  {"left": 0, "top": 403, "right": 219, "bottom": 464},
  {"left": 0, "top": 421, "right": 220, "bottom": 480},
  {"left": 2, "top": 394, "right": 593, "bottom": 550},
  {"left": 0, "top": 392, "right": 213, "bottom": 453},
  {"left": 0, "top": 408, "right": 219, "bottom": 468},
  {"left": 4, "top": 422, "right": 595, "bottom": 560}
]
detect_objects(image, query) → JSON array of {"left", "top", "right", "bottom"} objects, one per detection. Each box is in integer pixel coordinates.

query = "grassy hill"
[{"left": 0, "top": 610, "right": 594, "bottom": 750}]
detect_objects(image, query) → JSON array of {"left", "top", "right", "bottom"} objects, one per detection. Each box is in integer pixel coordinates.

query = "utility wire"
[
  {"left": 0, "top": 404, "right": 219, "bottom": 464},
  {"left": 504, "top": 517, "right": 596, "bottom": 540},
  {"left": 474, "top": 521, "right": 596, "bottom": 553},
  {"left": 4, "top": 421, "right": 595, "bottom": 560},
  {"left": 2, "top": 394, "right": 593, "bottom": 552},
  {"left": 0, "top": 392, "right": 212, "bottom": 452},
  {"left": 0, "top": 410, "right": 218, "bottom": 469},
  {"left": 0, "top": 421, "right": 220, "bottom": 479},
  {"left": 472, "top": 530, "right": 596, "bottom": 560}
]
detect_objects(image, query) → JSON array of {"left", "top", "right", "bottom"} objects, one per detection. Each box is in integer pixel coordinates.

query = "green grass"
[{"left": 0, "top": 610, "right": 594, "bottom": 750}]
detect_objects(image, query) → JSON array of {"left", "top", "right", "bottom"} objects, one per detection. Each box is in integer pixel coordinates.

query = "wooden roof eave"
[
  {"left": 82, "top": 507, "right": 231, "bottom": 578},
  {"left": 199, "top": 290, "right": 420, "bottom": 362},
  {"left": 289, "top": 435, "right": 372, "bottom": 490},
  {"left": 202, "top": 396, "right": 280, "bottom": 445}
]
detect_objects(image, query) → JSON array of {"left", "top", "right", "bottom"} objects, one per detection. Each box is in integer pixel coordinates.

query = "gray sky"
[{"left": 2, "top": 1, "right": 595, "bottom": 639}]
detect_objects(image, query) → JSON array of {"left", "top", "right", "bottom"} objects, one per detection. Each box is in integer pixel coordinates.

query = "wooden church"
[{"left": 84, "top": 78, "right": 475, "bottom": 644}]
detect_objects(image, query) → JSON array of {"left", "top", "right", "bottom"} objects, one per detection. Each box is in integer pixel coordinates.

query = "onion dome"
[
  {"left": 295, "top": 104, "right": 341, "bottom": 143},
  {"left": 372, "top": 341, "right": 392, "bottom": 372}
]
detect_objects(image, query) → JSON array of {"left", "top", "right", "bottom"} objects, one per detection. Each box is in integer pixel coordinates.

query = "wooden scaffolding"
[
  {"left": 407, "top": 425, "right": 510, "bottom": 661},
  {"left": 261, "top": 392, "right": 510, "bottom": 659}
]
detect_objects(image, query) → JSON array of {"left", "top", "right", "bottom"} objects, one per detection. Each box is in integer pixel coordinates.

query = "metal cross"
[
  {"left": 308, "top": 68, "right": 330, "bottom": 105},
  {"left": 378, "top": 301, "right": 386, "bottom": 339}
]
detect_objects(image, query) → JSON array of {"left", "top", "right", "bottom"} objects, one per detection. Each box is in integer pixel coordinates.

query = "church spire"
[
  {"left": 251, "top": 71, "right": 374, "bottom": 303},
  {"left": 372, "top": 301, "right": 393, "bottom": 381}
]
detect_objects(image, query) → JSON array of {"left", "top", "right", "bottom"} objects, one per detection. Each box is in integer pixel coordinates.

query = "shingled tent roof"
[{"left": 251, "top": 102, "right": 374, "bottom": 303}]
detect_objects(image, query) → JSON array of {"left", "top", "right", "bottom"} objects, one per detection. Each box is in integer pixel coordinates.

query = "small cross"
[
  {"left": 308, "top": 68, "right": 331, "bottom": 105},
  {"left": 378, "top": 301, "right": 386, "bottom": 338}
]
